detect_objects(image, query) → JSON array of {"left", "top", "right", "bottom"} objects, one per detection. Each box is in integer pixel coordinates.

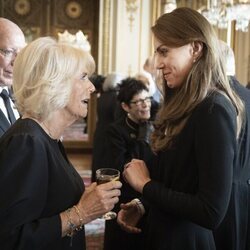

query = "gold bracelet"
[{"left": 73, "top": 205, "right": 83, "bottom": 231}]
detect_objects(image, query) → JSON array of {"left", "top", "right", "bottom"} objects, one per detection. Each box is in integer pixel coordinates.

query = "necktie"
[{"left": 0, "top": 89, "right": 16, "bottom": 124}]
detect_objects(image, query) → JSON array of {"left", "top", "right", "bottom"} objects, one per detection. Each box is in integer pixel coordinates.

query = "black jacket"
[{"left": 213, "top": 77, "right": 250, "bottom": 250}]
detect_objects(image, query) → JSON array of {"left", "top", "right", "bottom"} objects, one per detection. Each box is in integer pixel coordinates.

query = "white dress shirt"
[{"left": 0, "top": 86, "right": 20, "bottom": 124}]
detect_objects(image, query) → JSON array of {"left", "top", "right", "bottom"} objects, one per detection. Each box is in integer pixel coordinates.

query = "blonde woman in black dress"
[{"left": 0, "top": 37, "right": 122, "bottom": 250}]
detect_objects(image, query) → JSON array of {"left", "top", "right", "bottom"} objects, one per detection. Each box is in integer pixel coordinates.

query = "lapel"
[{"left": 0, "top": 109, "right": 11, "bottom": 135}]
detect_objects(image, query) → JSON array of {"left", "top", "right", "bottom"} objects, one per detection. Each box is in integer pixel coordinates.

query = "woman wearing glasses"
[{"left": 103, "top": 77, "right": 155, "bottom": 250}]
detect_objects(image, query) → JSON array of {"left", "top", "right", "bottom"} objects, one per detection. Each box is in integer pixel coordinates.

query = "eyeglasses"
[
  {"left": 0, "top": 48, "right": 18, "bottom": 59},
  {"left": 130, "top": 96, "right": 152, "bottom": 106}
]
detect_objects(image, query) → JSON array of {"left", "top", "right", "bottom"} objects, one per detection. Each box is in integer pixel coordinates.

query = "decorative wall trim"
[
  {"left": 99, "top": 0, "right": 111, "bottom": 74},
  {"left": 126, "top": 0, "right": 138, "bottom": 32}
]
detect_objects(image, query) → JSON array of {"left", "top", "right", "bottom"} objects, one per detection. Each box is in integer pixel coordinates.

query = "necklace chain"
[
  {"left": 42, "top": 121, "right": 54, "bottom": 138},
  {"left": 125, "top": 117, "right": 137, "bottom": 131}
]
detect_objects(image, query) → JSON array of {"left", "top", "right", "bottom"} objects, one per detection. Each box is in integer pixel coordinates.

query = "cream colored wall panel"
[
  {"left": 115, "top": 0, "right": 152, "bottom": 76},
  {"left": 98, "top": 0, "right": 153, "bottom": 76},
  {"left": 235, "top": 31, "right": 250, "bottom": 85},
  {"left": 139, "top": 0, "right": 153, "bottom": 71}
]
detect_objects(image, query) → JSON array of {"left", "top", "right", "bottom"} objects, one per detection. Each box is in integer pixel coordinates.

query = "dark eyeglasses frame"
[{"left": 129, "top": 96, "right": 152, "bottom": 106}]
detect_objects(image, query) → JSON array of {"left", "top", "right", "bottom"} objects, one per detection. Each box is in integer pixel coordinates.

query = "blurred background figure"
[
  {"left": 103, "top": 77, "right": 155, "bottom": 250},
  {"left": 89, "top": 73, "right": 106, "bottom": 97},
  {"left": 91, "top": 72, "right": 125, "bottom": 181},
  {"left": 83, "top": 73, "right": 106, "bottom": 134},
  {"left": 134, "top": 72, "right": 160, "bottom": 121},
  {"left": 141, "top": 56, "right": 157, "bottom": 98},
  {"left": 0, "top": 18, "right": 26, "bottom": 137},
  {"left": 143, "top": 56, "right": 162, "bottom": 103},
  {"left": 212, "top": 40, "right": 250, "bottom": 250}
]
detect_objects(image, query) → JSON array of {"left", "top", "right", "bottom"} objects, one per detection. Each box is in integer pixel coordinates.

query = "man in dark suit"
[
  {"left": 213, "top": 41, "right": 250, "bottom": 250},
  {"left": 0, "top": 18, "right": 26, "bottom": 136}
]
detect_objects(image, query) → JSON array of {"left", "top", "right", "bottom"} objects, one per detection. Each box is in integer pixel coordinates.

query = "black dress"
[
  {"left": 0, "top": 118, "right": 85, "bottom": 250},
  {"left": 103, "top": 116, "right": 155, "bottom": 250},
  {"left": 142, "top": 92, "right": 237, "bottom": 250}
]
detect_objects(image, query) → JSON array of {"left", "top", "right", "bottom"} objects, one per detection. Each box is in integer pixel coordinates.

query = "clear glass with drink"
[{"left": 96, "top": 168, "right": 120, "bottom": 220}]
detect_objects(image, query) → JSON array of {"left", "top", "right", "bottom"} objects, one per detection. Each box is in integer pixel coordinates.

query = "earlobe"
[
  {"left": 193, "top": 41, "right": 203, "bottom": 56},
  {"left": 192, "top": 41, "right": 203, "bottom": 62}
]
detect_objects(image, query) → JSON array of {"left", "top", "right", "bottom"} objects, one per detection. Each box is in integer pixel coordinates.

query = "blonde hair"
[
  {"left": 151, "top": 7, "right": 244, "bottom": 152},
  {"left": 13, "top": 36, "right": 95, "bottom": 120}
]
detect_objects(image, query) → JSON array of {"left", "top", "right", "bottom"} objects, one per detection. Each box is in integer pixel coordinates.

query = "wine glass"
[{"left": 96, "top": 168, "right": 120, "bottom": 220}]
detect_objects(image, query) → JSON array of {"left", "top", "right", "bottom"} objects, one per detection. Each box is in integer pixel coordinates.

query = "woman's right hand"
[{"left": 77, "top": 181, "right": 122, "bottom": 224}]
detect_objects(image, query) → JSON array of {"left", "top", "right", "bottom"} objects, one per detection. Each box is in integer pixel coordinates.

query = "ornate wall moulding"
[
  {"left": 126, "top": 0, "right": 138, "bottom": 32},
  {"left": 14, "top": 0, "right": 31, "bottom": 16},
  {"left": 65, "top": 1, "right": 82, "bottom": 19}
]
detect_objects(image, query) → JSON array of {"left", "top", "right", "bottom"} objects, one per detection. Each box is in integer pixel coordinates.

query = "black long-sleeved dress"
[
  {"left": 103, "top": 116, "right": 155, "bottom": 250},
  {"left": 0, "top": 118, "right": 85, "bottom": 250},
  {"left": 142, "top": 92, "right": 238, "bottom": 250}
]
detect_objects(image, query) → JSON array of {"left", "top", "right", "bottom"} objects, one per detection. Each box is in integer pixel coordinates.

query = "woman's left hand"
[
  {"left": 117, "top": 201, "right": 142, "bottom": 233},
  {"left": 123, "top": 159, "right": 151, "bottom": 193}
]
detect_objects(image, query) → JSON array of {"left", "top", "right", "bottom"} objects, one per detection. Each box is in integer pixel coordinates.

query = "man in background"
[
  {"left": 213, "top": 41, "right": 250, "bottom": 250},
  {"left": 0, "top": 18, "right": 26, "bottom": 136}
]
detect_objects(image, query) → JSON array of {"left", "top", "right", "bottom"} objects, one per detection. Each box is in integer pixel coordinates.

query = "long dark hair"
[{"left": 150, "top": 8, "right": 244, "bottom": 152}]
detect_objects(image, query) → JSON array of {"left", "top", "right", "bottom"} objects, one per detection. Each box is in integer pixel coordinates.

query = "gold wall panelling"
[
  {"left": 0, "top": 0, "right": 99, "bottom": 150},
  {"left": 0, "top": 0, "right": 99, "bottom": 64}
]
